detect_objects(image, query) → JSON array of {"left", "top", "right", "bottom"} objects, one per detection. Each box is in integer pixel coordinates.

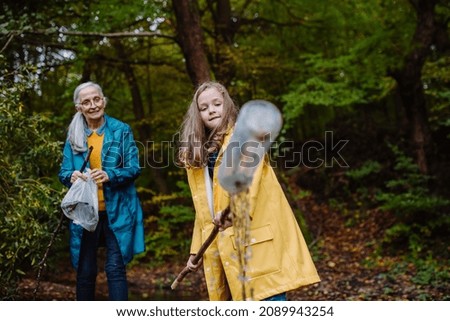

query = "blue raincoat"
[{"left": 58, "top": 114, "right": 145, "bottom": 269}]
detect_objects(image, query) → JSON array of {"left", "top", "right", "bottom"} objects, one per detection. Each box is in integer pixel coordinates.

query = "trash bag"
[{"left": 61, "top": 171, "right": 99, "bottom": 232}]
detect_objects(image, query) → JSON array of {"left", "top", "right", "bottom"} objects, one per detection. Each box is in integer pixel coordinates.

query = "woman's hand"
[
  {"left": 90, "top": 169, "right": 110, "bottom": 184},
  {"left": 70, "top": 170, "right": 87, "bottom": 183},
  {"left": 187, "top": 254, "right": 203, "bottom": 272}
]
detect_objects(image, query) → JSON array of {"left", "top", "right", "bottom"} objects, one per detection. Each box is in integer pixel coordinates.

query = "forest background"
[{"left": 0, "top": 0, "right": 449, "bottom": 300}]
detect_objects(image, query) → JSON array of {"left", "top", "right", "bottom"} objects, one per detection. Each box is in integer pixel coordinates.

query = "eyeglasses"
[{"left": 78, "top": 96, "right": 104, "bottom": 108}]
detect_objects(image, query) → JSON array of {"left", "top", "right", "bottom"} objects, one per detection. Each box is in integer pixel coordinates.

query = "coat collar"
[
  {"left": 84, "top": 115, "right": 107, "bottom": 136},
  {"left": 217, "top": 126, "right": 234, "bottom": 160},
  {"left": 82, "top": 115, "right": 118, "bottom": 157}
]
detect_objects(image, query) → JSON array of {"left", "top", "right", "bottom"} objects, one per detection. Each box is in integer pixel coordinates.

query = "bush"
[
  {"left": 0, "top": 59, "right": 65, "bottom": 299},
  {"left": 140, "top": 180, "right": 195, "bottom": 266},
  {"left": 376, "top": 144, "right": 450, "bottom": 258}
]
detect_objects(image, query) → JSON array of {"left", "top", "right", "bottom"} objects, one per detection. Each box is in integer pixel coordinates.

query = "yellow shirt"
[{"left": 87, "top": 131, "right": 106, "bottom": 211}]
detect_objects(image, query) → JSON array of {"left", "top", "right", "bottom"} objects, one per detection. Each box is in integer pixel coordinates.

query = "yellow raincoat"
[{"left": 186, "top": 131, "right": 320, "bottom": 301}]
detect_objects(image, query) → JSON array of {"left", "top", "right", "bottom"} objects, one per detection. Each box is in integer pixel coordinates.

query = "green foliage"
[
  {"left": 411, "top": 256, "right": 450, "bottom": 290},
  {"left": 376, "top": 145, "right": 449, "bottom": 215},
  {"left": 0, "top": 57, "right": 65, "bottom": 299},
  {"left": 345, "top": 160, "right": 382, "bottom": 181},
  {"left": 376, "top": 144, "right": 450, "bottom": 258},
  {"left": 281, "top": 48, "right": 396, "bottom": 134},
  {"left": 278, "top": 0, "right": 410, "bottom": 135},
  {"left": 141, "top": 180, "right": 195, "bottom": 266},
  {"left": 375, "top": 256, "right": 449, "bottom": 300},
  {"left": 423, "top": 56, "right": 450, "bottom": 135}
]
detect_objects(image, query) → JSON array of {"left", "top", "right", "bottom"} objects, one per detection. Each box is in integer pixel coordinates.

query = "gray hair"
[
  {"left": 73, "top": 81, "right": 104, "bottom": 105},
  {"left": 68, "top": 81, "right": 105, "bottom": 153}
]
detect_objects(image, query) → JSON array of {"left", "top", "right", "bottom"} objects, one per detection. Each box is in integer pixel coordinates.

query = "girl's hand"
[
  {"left": 213, "top": 209, "right": 233, "bottom": 231},
  {"left": 187, "top": 254, "right": 203, "bottom": 272}
]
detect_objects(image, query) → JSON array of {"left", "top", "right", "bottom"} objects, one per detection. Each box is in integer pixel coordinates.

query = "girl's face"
[{"left": 197, "top": 87, "right": 224, "bottom": 130}]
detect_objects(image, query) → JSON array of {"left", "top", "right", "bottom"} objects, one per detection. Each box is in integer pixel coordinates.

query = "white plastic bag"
[{"left": 61, "top": 171, "right": 99, "bottom": 232}]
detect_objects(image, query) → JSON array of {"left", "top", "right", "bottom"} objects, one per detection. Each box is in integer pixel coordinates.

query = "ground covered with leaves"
[{"left": 18, "top": 195, "right": 448, "bottom": 301}]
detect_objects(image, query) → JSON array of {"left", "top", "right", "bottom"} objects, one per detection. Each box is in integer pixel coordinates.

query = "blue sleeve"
[{"left": 58, "top": 140, "right": 75, "bottom": 188}]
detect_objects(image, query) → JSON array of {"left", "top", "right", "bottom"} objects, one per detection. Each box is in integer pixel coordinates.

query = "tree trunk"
[
  {"left": 113, "top": 40, "right": 169, "bottom": 194},
  {"left": 392, "top": 0, "right": 438, "bottom": 174},
  {"left": 80, "top": 62, "right": 92, "bottom": 84},
  {"left": 172, "top": 0, "right": 211, "bottom": 86},
  {"left": 207, "top": 0, "right": 237, "bottom": 86}
]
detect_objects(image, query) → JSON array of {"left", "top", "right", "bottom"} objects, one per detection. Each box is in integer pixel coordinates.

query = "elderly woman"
[{"left": 58, "top": 81, "right": 145, "bottom": 300}]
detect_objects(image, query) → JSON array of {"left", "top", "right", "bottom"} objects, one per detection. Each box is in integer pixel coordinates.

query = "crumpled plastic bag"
[{"left": 61, "top": 171, "right": 99, "bottom": 232}]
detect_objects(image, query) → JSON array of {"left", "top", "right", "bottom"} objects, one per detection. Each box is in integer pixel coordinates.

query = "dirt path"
[{"left": 18, "top": 195, "right": 447, "bottom": 301}]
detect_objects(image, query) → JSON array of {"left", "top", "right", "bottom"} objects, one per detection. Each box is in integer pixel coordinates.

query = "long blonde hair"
[{"left": 177, "top": 81, "right": 238, "bottom": 168}]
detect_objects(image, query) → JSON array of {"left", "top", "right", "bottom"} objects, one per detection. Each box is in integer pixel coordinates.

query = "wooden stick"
[
  {"left": 80, "top": 146, "right": 93, "bottom": 173},
  {"left": 33, "top": 211, "right": 65, "bottom": 299},
  {"left": 171, "top": 206, "right": 230, "bottom": 290}
]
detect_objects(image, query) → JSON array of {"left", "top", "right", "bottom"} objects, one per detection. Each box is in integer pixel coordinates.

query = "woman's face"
[
  {"left": 76, "top": 86, "right": 105, "bottom": 124},
  {"left": 197, "top": 87, "right": 224, "bottom": 130}
]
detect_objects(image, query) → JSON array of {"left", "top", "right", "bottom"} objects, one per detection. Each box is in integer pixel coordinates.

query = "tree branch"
[
  {"left": 1, "top": 29, "right": 176, "bottom": 41},
  {"left": 1, "top": 33, "right": 16, "bottom": 53},
  {"left": 238, "top": 16, "right": 308, "bottom": 28}
]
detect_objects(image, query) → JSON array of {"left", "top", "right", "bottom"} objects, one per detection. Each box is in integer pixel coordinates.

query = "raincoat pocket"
[{"left": 230, "top": 224, "right": 281, "bottom": 278}]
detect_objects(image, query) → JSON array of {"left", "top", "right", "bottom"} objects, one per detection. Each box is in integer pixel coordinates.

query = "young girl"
[{"left": 177, "top": 81, "right": 320, "bottom": 301}]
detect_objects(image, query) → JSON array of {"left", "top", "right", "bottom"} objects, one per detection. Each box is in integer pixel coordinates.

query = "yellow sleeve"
[{"left": 189, "top": 216, "right": 203, "bottom": 254}]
